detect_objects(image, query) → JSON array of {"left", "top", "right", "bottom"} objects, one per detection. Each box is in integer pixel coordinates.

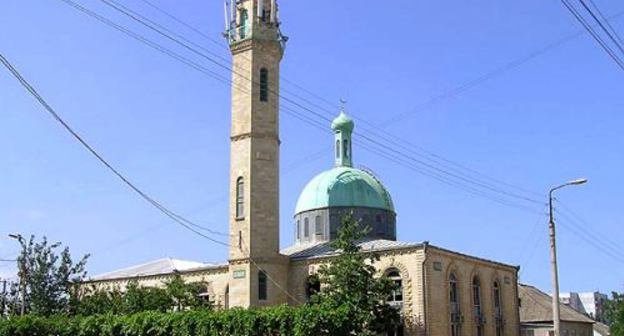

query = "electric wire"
[
  {"left": 578, "top": 0, "right": 624, "bottom": 55},
  {"left": 0, "top": 51, "right": 305, "bottom": 304},
  {"left": 587, "top": 0, "right": 624, "bottom": 46},
  {"left": 138, "top": 0, "right": 340, "bottom": 111},
  {"left": 554, "top": 200, "right": 622, "bottom": 255},
  {"left": 561, "top": 0, "right": 624, "bottom": 70},
  {"left": 83, "top": 0, "right": 547, "bottom": 209}
]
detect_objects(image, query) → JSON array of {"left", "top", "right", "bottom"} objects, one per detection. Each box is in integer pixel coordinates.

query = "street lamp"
[
  {"left": 8, "top": 233, "right": 25, "bottom": 316},
  {"left": 548, "top": 178, "right": 587, "bottom": 336}
]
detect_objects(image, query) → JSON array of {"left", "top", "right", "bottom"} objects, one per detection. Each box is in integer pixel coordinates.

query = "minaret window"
[
  {"left": 239, "top": 9, "right": 249, "bottom": 39},
  {"left": 304, "top": 218, "right": 310, "bottom": 238},
  {"left": 258, "top": 271, "right": 268, "bottom": 301},
  {"left": 260, "top": 68, "right": 269, "bottom": 102},
  {"left": 236, "top": 177, "right": 245, "bottom": 219},
  {"left": 336, "top": 140, "right": 340, "bottom": 158},
  {"left": 343, "top": 139, "right": 349, "bottom": 158}
]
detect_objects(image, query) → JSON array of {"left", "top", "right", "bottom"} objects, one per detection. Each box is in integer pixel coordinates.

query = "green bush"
[{"left": 0, "top": 305, "right": 356, "bottom": 336}]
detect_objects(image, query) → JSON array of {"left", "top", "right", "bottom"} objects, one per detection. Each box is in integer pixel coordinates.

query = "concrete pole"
[{"left": 549, "top": 192, "right": 561, "bottom": 336}]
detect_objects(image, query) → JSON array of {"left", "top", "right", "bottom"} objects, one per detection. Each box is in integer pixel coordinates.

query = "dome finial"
[{"left": 331, "top": 99, "right": 354, "bottom": 167}]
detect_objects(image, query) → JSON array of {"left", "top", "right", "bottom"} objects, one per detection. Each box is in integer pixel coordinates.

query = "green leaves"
[
  {"left": 606, "top": 292, "right": 624, "bottom": 336},
  {"left": 0, "top": 306, "right": 353, "bottom": 336},
  {"left": 2, "top": 235, "right": 89, "bottom": 317},
  {"left": 312, "top": 214, "right": 401, "bottom": 335}
]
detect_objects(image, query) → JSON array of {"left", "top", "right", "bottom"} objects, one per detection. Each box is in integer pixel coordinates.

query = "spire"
[{"left": 331, "top": 100, "right": 355, "bottom": 167}]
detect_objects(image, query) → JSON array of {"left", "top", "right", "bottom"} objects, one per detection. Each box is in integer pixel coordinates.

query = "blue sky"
[{"left": 1, "top": 0, "right": 623, "bottom": 295}]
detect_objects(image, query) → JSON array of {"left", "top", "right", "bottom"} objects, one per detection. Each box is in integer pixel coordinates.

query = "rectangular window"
[
  {"left": 259, "top": 68, "right": 269, "bottom": 102},
  {"left": 304, "top": 218, "right": 309, "bottom": 238},
  {"left": 315, "top": 216, "right": 322, "bottom": 235},
  {"left": 296, "top": 220, "right": 301, "bottom": 240},
  {"left": 258, "top": 271, "right": 267, "bottom": 301},
  {"left": 236, "top": 177, "right": 244, "bottom": 219}
]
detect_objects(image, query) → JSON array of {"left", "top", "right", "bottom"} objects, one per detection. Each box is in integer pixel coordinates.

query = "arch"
[
  {"left": 314, "top": 215, "right": 322, "bottom": 236},
  {"left": 385, "top": 267, "right": 403, "bottom": 307},
  {"left": 492, "top": 278, "right": 504, "bottom": 336},
  {"left": 343, "top": 139, "right": 349, "bottom": 158},
  {"left": 236, "top": 177, "right": 244, "bottom": 219},
  {"left": 472, "top": 276, "right": 484, "bottom": 336},
  {"left": 296, "top": 220, "right": 301, "bottom": 240},
  {"left": 448, "top": 270, "right": 462, "bottom": 336},
  {"left": 259, "top": 68, "right": 269, "bottom": 102}
]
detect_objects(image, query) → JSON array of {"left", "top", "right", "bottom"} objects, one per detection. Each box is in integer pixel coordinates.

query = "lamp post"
[
  {"left": 8, "top": 234, "right": 25, "bottom": 316},
  {"left": 549, "top": 178, "right": 587, "bottom": 336}
]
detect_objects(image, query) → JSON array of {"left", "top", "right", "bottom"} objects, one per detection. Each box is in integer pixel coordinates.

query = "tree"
[
  {"left": 74, "top": 275, "right": 212, "bottom": 315},
  {"left": 605, "top": 292, "right": 624, "bottom": 335},
  {"left": 9, "top": 235, "right": 89, "bottom": 316},
  {"left": 313, "top": 214, "right": 401, "bottom": 335}
]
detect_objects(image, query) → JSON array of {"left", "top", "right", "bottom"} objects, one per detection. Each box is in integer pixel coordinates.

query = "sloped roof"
[
  {"left": 281, "top": 239, "right": 421, "bottom": 260},
  {"left": 594, "top": 322, "right": 610, "bottom": 336},
  {"left": 90, "top": 258, "right": 226, "bottom": 281},
  {"left": 519, "top": 284, "right": 595, "bottom": 324}
]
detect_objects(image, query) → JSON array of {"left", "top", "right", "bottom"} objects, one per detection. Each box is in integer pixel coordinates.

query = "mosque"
[{"left": 84, "top": 1, "right": 521, "bottom": 335}]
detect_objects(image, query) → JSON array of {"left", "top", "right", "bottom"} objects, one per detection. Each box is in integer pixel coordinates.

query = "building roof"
[
  {"left": 294, "top": 166, "right": 395, "bottom": 214},
  {"left": 519, "top": 284, "right": 595, "bottom": 324},
  {"left": 89, "top": 258, "right": 226, "bottom": 282},
  {"left": 281, "top": 239, "right": 421, "bottom": 260},
  {"left": 594, "top": 322, "right": 611, "bottom": 336}
]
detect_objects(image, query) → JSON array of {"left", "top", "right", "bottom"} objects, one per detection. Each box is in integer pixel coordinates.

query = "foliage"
[
  {"left": 2, "top": 235, "right": 89, "bottom": 317},
  {"left": 313, "top": 213, "right": 401, "bottom": 335},
  {"left": 605, "top": 292, "right": 624, "bottom": 336},
  {"left": 0, "top": 305, "right": 354, "bottom": 336},
  {"left": 73, "top": 275, "right": 212, "bottom": 315}
]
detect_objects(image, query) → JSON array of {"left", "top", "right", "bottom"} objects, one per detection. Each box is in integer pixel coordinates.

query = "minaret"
[
  {"left": 331, "top": 102, "right": 355, "bottom": 168},
  {"left": 226, "top": 0, "right": 289, "bottom": 308}
]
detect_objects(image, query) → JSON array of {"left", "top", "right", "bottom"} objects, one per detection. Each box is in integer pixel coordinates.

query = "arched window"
[
  {"left": 236, "top": 177, "right": 244, "bottom": 219},
  {"left": 239, "top": 9, "right": 248, "bottom": 39},
  {"left": 343, "top": 139, "right": 349, "bottom": 158},
  {"left": 296, "top": 220, "right": 301, "bottom": 240},
  {"left": 336, "top": 140, "right": 340, "bottom": 158},
  {"left": 315, "top": 215, "right": 322, "bottom": 236},
  {"left": 386, "top": 269, "right": 403, "bottom": 308},
  {"left": 258, "top": 271, "right": 267, "bottom": 301},
  {"left": 305, "top": 274, "right": 321, "bottom": 301},
  {"left": 259, "top": 68, "right": 269, "bottom": 102},
  {"left": 450, "top": 273, "right": 462, "bottom": 336},
  {"left": 473, "top": 277, "right": 483, "bottom": 336},
  {"left": 494, "top": 281, "right": 504, "bottom": 336},
  {"left": 304, "top": 218, "right": 310, "bottom": 238}
]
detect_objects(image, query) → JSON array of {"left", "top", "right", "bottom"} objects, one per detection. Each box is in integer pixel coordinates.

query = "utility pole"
[
  {"left": 1, "top": 279, "right": 6, "bottom": 318},
  {"left": 548, "top": 178, "right": 587, "bottom": 336},
  {"left": 8, "top": 233, "right": 26, "bottom": 316}
]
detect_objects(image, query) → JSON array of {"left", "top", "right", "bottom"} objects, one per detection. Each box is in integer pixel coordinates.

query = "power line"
[
  {"left": 0, "top": 52, "right": 230, "bottom": 248},
  {"left": 554, "top": 200, "right": 622, "bottom": 255},
  {"left": 560, "top": 0, "right": 624, "bottom": 70},
  {"left": 76, "top": 0, "right": 547, "bottom": 210},
  {"left": 137, "top": 0, "right": 340, "bottom": 111},
  {"left": 0, "top": 51, "right": 304, "bottom": 305},
  {"left": 578, "top": 0, "right": 624, "bottom": 55},
  {"left": 587, "top": 0, "right": 624, "bottom": 46}
]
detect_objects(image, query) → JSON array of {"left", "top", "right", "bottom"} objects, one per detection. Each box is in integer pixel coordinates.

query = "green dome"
[
  {"left": 331, "top": 112, "right": 354, "bottom": 133},
  {"left": 295, "top": 166, "right": 395, "bottom": 215}
]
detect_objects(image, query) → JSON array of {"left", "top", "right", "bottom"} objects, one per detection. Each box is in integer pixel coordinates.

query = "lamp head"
[{"left": 569, "top": 178, "right": 588, "bottom": 186}]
